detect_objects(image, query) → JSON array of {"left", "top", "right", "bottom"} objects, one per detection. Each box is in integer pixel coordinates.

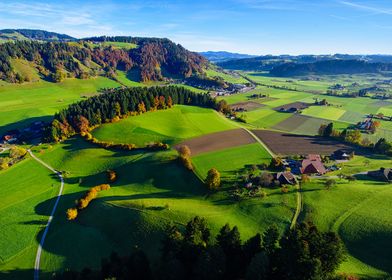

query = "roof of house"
[
  {"left": 301, "top": 157, "right": 327, "bottom": 174},
  {"left": 307, "top": 154, "right": 321, "bottom": 161},
  {"left": 277, "top": 171, "right": 297, "bottom": 184}
]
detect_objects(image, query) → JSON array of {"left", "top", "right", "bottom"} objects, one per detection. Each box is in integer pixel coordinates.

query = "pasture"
[
  {"left": 0, "top": 77, "right": 121, "bottom": 135},
  {"left": 192, "top": 142, "right": 272, "bottom": 178},
  {"left": 301, "top": 179, "right": 392, "bottom": 278},
  {"left": 0, "top": 136, "right": 295, "bottom": 278},
  {"left": 92, "top": 105, "right": 237, "bottom": 146}
]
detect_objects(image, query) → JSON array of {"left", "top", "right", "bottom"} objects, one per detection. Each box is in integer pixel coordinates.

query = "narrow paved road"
[{"left": 28, "top": 149, "right": 64, "bottom": 280}]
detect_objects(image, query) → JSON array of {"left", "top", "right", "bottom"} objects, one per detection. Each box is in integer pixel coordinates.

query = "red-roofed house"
[{"left": 300, "top": 155, "right": 327, "bottom": 175}]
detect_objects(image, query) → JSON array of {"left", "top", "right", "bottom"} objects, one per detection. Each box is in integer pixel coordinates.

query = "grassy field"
[
  {"left": 0, "top": 155, "right": 59, "bottom": 277},
  {"left": 193, "top": 143, "right": 272, "bottom": 179},
  {"left": 301, "top": 178, "right": 392, "bottom": 278},
  {"left": 0, "top": 137, "right": 296, "bottom": 278},
  {"left": 92, "top": 105, "right": 237, "bottom": 145},
  {"left": 2, "top": 70, "right": 392, "bottom": 279},
  {"left": 0, "top": 77, "right": 120, "bottom": 135}
]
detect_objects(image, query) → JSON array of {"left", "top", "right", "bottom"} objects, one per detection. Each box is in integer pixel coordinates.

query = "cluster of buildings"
[
  {"left": 357, "top": 118, "right": 375, "bottom": 131},
  {"left": 281, "top": 150, "right": 353, "bottom": 178},
  {"left": 2, "top": 121, "right": 45, "bottom": 144}
]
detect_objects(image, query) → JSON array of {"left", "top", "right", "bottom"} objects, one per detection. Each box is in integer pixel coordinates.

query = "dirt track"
[{"left": 176, "top": 129, "right": 256, "bottom": 155}]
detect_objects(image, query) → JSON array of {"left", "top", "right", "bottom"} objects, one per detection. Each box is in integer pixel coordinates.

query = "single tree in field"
[
  {"left": 324, "top": 123, "right": 333, "bottom": 137},
  {"left": 318, "top": 124, "right": 327, "bottom": 136},
  {"left": 205, "top": 168, "right": 221, "bottom": 190},
  {"left": 66, "top": 208, "right": 78, "bottom": 220},
  {"left": 324, "top": 179, "right": 336, "bottom": 190}
]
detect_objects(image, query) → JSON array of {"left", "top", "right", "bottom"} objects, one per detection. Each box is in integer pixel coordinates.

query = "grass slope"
[
  {"left": 0, "top": 137, "right": 295, "bottom": 278},
  {"left": 301, "top": 178, "right": 392, "bottom": 278},
  {"left": 92, "top": 105, "right": 237, "bottom": 145},
  {"left": 0, "top": 155, "right": 58, "bottom": 276},
  {"left": 192, "top": 143, "right": 272, "bottom": 179},
  {"left": 0, "top": 77, "right": 120, "bottom": 135}
]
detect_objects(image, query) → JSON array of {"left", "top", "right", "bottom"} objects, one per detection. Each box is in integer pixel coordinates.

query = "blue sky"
[{"left": 0, "top": 0, "right": 391, "bottom": 55}]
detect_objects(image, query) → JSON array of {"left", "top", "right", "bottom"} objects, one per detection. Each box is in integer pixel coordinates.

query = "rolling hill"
[{"left": 0, "top": 29, "right": 76, "bottom": 42}]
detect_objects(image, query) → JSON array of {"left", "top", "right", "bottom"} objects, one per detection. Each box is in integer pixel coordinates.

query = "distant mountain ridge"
[
  {"left": 0, "top": 29, "right": 76, "bottom": 42},
  {"left": 217, "top": 54, "right": 392, "bottom": 72},
  {"left": 199, "top": 51, "right": 257, "bottom": 63},
  {"left": 270, "top": 59, "right": 392, "bottom": 77}
]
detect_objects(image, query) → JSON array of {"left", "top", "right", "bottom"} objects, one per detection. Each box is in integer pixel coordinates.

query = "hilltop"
[
  {"left": 0, "top": 29, "right": 76, "bottom": 42},
  {"left": 0, "top": 35, "right": 209, "bottom": 84}
]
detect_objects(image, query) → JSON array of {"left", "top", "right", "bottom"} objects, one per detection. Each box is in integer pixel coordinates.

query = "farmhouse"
[
  {"left": 368, "top": 168, "right": 392, "bottom": 182},
  {"left": 276, "top": 171, "right": 297, "bottom": 185},
  {"left": 332, "top": 149, "right": 353, "bottom": 160},
  {"left": 300, "top": 154, "right": 327, "bottom": 175},
  {"left": 357, "top": 118, "right": 373, "bottom": 130}
]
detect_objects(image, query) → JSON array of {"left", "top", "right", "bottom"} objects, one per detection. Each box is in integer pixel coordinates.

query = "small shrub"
[{"left": 66, "top": 208, "right": 78, "bottom": 220}]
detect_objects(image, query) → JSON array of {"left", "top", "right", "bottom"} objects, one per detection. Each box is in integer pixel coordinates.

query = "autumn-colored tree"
[
  {"left": 137, "top": 102, "right": 146, "bottom": 114},
  {"left": 74, "top": 116, "right": 90, "bottom": 133},
  {"left": 177, "top": 145, "right": 193, "bottom": 170},
  {"left": 344, "top": 130, "right": 362, "bottom": 144},
  {"left": 107, "top": 170, "right": 117, "bottom": 183},
  {"left": 205, "top": 168, "right": 221, "bottom": 190},
  {"left": 152, "top": 96, "right": 159, "bottom": 110},
  {"left": 9, "top": 146, "right": 27, "bottom": 159},
  {"left": 158, "top": 96, "right": 166, "bottom": 109},
  {"left": 66, "top": 208, "right": 78, "bottom": 220},
  {"left": 167, "top": 96, "right": 173, "bottom": 108},
  {"left": 178, "top": 145, "right": 191, "bottom": 158},
  {"left": 216, "top": 100, "right": 231, "bottom": 115}
]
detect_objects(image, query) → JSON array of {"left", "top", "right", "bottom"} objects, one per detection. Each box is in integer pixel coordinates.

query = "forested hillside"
[
  {"left": 217, "top": 54, "right": 392, "bottom": 73},
  {"left": 270, "top": 59, "right": 392, "bottom": 76},
  {"left": 0, "top": 37, "right": 208, "bottom": 83}
]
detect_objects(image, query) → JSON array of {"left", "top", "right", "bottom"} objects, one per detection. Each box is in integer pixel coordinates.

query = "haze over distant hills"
[{"left": 199, "top": 51, "right": 257, "bottom": 63}]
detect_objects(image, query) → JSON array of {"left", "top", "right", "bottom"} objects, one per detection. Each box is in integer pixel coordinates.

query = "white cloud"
[{"left": 339, "top": 1, "right": 392, "bottom": 15}]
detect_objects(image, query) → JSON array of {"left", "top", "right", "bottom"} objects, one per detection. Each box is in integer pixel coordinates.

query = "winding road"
[{"left": 27, "top": 149, "right": 64, "bottom": 280}]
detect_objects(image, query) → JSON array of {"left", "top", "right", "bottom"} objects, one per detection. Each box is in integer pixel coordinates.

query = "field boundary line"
[
  {"left": 213, "top": 111, "right": 275, "bottom": 158},
  {"left": 27, "top": 149, "right": 64, "bottom": 280}
]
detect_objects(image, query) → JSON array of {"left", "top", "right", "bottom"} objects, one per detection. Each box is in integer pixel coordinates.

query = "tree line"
[
  {"left": 66, "top": 184, "right": 111, "bottom": 220},
  {"left": 318, "top": 122, "right": 392, "bottom": 155},
  {"left": 54, "top": 216, "right": 348, "bottom": 280},
  {"left": 44, "top": 86, "right": 217, "bottom": 143}
]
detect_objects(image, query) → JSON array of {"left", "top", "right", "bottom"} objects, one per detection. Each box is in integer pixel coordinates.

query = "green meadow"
[
  {"left": 0, "top": 136, "right": 295, "bottom": 278},
  {"left": 0, "top": 77, "right": 120, "bottom": 135},
  {"left": 2, "top": 68, "right": 392, "bottom": 279},
  {"left": 92, "top": 105, "right": 237, "bottom": 146},
  {"left": 301, "top": 178, "right": 392, "bottom": 278}
]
